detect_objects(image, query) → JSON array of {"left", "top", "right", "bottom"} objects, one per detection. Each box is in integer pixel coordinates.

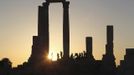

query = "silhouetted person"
[
  {"left": 60, "top": 51, "right": 63, "bottom": 58},
  {"left": 70, "top": 53, "right": 74, "bottom": 59},
  {"left": 57, "top": 53, "right": 60, "bottom": 60}
]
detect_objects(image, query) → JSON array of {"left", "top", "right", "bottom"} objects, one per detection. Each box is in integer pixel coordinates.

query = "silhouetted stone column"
[
  {"left": 38, "top": 2, "right": 49, "bottom": 38},
  {"left": 37, "top": 2, "right": 50, "bottom": 60},
  {"left": 86, "top": 37, "right": 92, "bottom": 56},
  {"left": 106, "top": 25, "right": 114, "bottom": 55},
  {"left": 101, "top": 25, "right": 116, "bottom": 75},
  {"left": 86, "top": 37, "right": 94, "bottom": 60},
  {"left": 42, "top": 2, "right": 49, "bottom": 59},
  {"left": 63, "top": 1, "right": 70, "bottom": 59},
  {"left": 29, "top": 2, "right": 49, "bottom": 65},
  {"left": 119, "top": 48, "right": 134, "bottom": 75}
]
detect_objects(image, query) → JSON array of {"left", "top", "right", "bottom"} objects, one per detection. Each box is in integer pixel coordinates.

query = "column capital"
[
  {"left": 43, "top": 2, "right": 50, "bottom": 7},
  {"left": 63, "top": 1, "right": 70, "bottom": 8},
  {"left": 46, "top": 0, "right": 66, "bottom": 3}
]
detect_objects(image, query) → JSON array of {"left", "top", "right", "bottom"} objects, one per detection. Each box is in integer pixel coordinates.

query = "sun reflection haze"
[{"left": 48, "top": 52, "right": 57, "bottom": 61}]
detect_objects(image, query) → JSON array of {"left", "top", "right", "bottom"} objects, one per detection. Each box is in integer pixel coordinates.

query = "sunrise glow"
[{"left": 48, "top": 52, "right": 57, "bottom": 61}]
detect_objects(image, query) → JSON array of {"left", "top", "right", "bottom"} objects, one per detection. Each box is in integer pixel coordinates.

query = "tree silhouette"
[{"left": 0, "top": 58, "right": 12, "bottom": 75}]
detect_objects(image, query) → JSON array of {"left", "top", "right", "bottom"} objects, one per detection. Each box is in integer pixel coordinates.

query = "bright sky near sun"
[{"left": 0, "top": 0, "right": 134, "bottom": 67}]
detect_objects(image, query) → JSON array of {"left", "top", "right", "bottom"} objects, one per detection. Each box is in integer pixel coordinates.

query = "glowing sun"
[{"left": 48, "top": 52, "right": 57, "bottom": 61}]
